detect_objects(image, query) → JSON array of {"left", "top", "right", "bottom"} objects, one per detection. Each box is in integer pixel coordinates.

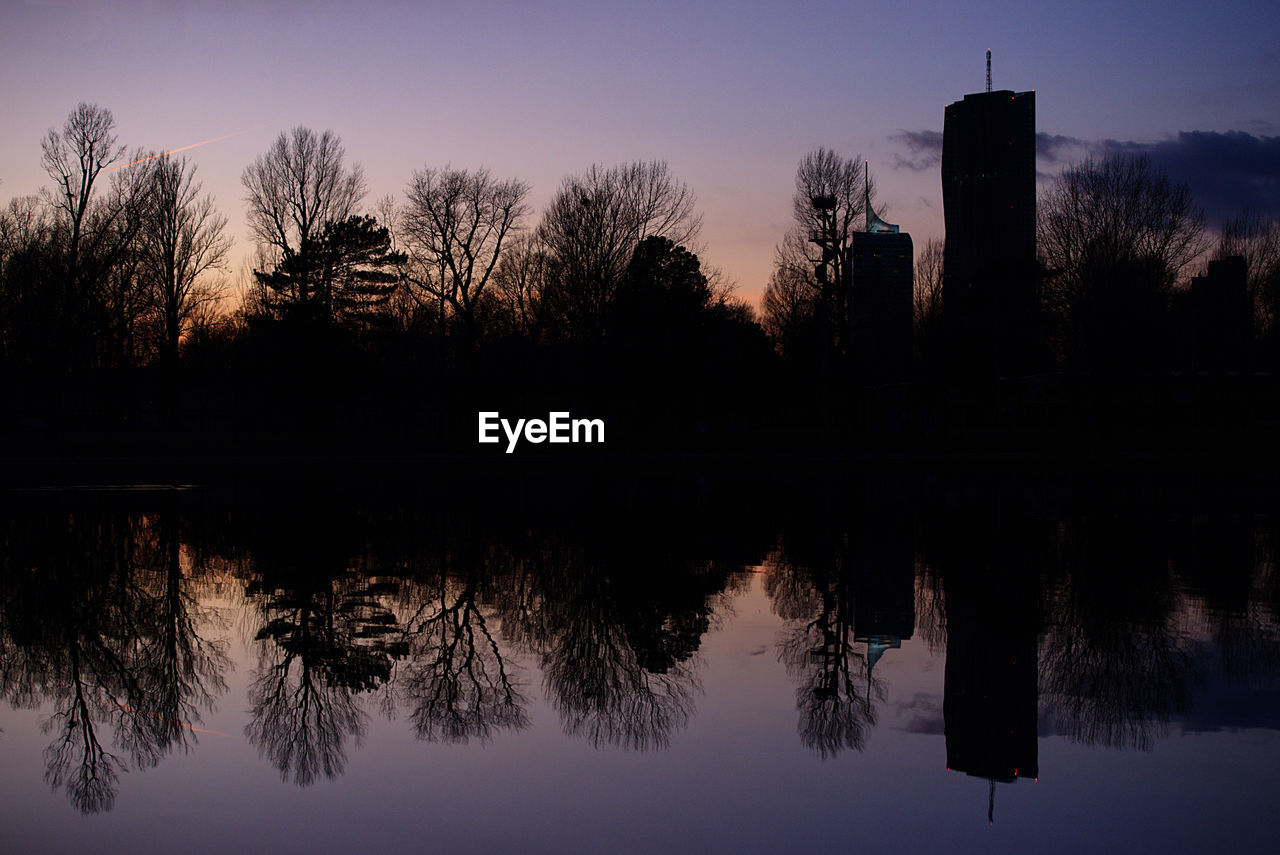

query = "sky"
[{"left": 2, "top": 0, "right": 1277, "bottom": 305}]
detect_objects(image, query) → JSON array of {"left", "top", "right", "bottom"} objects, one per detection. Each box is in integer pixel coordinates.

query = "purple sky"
[{"left": 3, "top": 0, "right": 1276, "bottom": 304}]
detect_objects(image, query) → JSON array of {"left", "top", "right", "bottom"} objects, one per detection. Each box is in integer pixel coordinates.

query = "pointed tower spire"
[
  {"left": 864, "top": 160, "right": 871, "bottom": 230},
  {"left": 864, "top": 162, "right": 899, "bottom": 234}
]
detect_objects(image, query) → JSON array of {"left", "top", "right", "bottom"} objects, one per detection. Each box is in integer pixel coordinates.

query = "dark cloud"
[
  {"left": 889, "top": 130, "right": 943, "bottom": 171},
  {"left": 1235, "top": 118, "right": 1277, "bottom": 136},
  {"left": 1035, "top": 132, "right": 1093, "bottom": 163},
  {"left": 1117, "top": 131, "right": 1280, "bottom": 225},
  {"left": 890, "top": 127, "right": 1280, "bottom": 223}
]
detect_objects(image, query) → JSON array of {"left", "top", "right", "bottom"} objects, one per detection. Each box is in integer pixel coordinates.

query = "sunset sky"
[{"left": 2, "top": 0, "right": 1276, "bottom": 304}]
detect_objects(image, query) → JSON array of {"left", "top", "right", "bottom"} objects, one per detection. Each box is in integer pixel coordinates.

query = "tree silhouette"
[
  {"left": 242, "top": 127, "right": 366, "bottom": 318},
  {"left": 490, "top": 232, "right": 550, "bottom": 340},
  {"left": 33, "top": 103, "right": 154, "bottom": 372},
  {"left": 913, "top": 236, "right": 945, "bottom": 363},
  {"left": 138, "top": 153, "right": 230, "bottom": 367},
  {"left": 254, "top": 214, "right": 403, "bottom": 327},
  {"left": 1038, "top": 154, "right": 1207, "bottom": 369},
  {"left": 538, "top": 161, "right": 700, "bottom": 341},
  {"left": 760, "top": 263, "right": 820, "bottom": 360},
  {"left": 1215, "top": 210, "right": 1280, "bottom": 355},
  {"left": 40, "top": 103, "right": 125, "bottom": 285},
  {"left": 0, "top": 508, "right": 229, "bottom": 813},
  {"left": 0, "top": 196, "right": 63, "bottom": 381},
  {"left": 767, "top": 148, "right": 874, "bottom": 362},
  {"left": 610, "top": 235, "right": 711, "bottom": 356},
  {"left": 401, "top": 166, "right": 530, "bottom": 346}
]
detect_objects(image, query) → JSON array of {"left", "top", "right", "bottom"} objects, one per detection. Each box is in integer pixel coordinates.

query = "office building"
[
  {"left": 848, "top": 168, "right": 914, "bottom": 380},
  {"left": 941, "top": 77, "right": 1037, "bottom": 372}
]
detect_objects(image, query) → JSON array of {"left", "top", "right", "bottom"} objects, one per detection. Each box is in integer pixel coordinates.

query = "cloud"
[
  {"left": 890, "top": 127, "right": 1280, "bottom": 224},
  {"left": 890, "top": 130, "right": 943, "bottom": 172},
  {"left": 1035, "top": 133, "right": 1093, "bottom": 163},
  {"left": 1118, "top": 131, "right": 1280, "bottom": 225}
]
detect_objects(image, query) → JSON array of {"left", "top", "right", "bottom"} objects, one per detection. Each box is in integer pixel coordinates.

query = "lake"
[{"left": 1, "top": 466, "right": 1277, "bottom": 854}]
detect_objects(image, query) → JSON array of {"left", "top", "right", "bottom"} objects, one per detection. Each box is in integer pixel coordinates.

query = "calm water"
[{"left": 1, "top": 472, "right": 1277, "bottom": 854}]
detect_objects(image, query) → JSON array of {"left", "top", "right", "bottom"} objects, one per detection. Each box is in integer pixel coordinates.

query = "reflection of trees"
[
  {"left": 768, "top": 550, "right": 883, "bottom": 758},
  {"left": 238, "top": 500, "right": 408, "bottom": 785},
  {"left": 763, "top": 506, "right": 914, "bottom": 759},
  {"left": 245, "top": 577, "right": 393, "bottom": 786},
  {"left": 1175, "top": 517, "right": 1280, "bottom": 682},
  {"left": 246, "top": 646, "right": 365, "bottom": 787},
  {"left": 239, "top": 501, "right": 531, "bottom": 776},
  {"left": 0, "top": 505, "right": 228, "bottom": 813},
  {"left": 493, "top": 522, "right": 733, "bottom": 751},
  {"left": 134, "top": 514, "right": 229, "bottom": 759},
  {"left": 397, "top": 571, "right": 529, "bottom": 744},
  {"left": 1039, "top": 519, "right": 1199, "bottom": 751},
  {"left": 39, "top": 647, "right": 120, "bottom": 814},
  {"left": 541, "top": 573, "right": 698, "bottom": 751}
]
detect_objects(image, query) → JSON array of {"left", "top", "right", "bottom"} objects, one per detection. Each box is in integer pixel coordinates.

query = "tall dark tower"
[
  {"left": 849, "top": 163, "right": 914, "bottom": 381},
  {"left": 942, "top": 56, "right": 1037, "bottom": 372}
]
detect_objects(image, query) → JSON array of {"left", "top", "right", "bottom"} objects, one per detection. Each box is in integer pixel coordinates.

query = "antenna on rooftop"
[{"left": 986, "top": 49, "right": 992, "bottom": 92}]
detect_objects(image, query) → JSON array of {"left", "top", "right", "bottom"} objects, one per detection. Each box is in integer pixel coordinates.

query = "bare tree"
[
  {"left": 770, "top": 148, "right": 874, "bottom": 359},
  {"left": 78, "top": 154, "right": 155, "bottom": 368},
  {"left": 38, "top": 104, "right": 155, "bottom": 367},
  {"left": 1039, "top": 153, "right": 1206, "bottom": 305},
  {"left": 140, "top": 154, "right": 231, "bottom": 365},
  {"left": 241, "top": 127, "right": 366, "bottom": 305},
  {"left": 791, "top": 148, "right": 872, "bottom": 265},
  {"left": 759, "top": 262, "right": 818, "bottom": 357},
  {"left": 1215, "top": 210, "right": 1280, "bottom": 338},
  {"left": 0, "top": 196, "right": 56, "bottom": 366},
  {"left": 1038, "top": 154, "right": 1207, "bottom": 367},
  {"left": 0, "top": 194, "right": 49, "bottom": 263},
  {"left": 491, "top": 232, "right": 550, "bottom": 339},
  {"left": 914, "top": 237, "right": 945, "bottom": 359},
  {"left": 41, "top": 103, "right": 125, "bottom": 279},
  {"left": 400, "top": 166, "right": 530, "bottom": 343},
  {"left": 538, "top": 161, "right": 700, "bottom": 340}
]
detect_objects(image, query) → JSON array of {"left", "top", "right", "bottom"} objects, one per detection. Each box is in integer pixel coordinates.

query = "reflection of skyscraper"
[
  {"left": 853, "top": 512, "right": 915, "bottom": 671},
  {"left": 943, "top": 595, "right": 1039, "bottom": 784},
  {"left": 942, "top": 75, "right": 1036, "bottom": 370},
  {"left": 940, "top": 517, "right": 1041, "bottom": 824}
]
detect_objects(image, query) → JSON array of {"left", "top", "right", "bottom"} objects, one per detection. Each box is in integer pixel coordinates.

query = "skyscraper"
[
  {"left": 849, "top": 165, "right": 914, "bottom": 381},
  {"left": 941, "top": 77, "right": 1037, "bottom": 371}
]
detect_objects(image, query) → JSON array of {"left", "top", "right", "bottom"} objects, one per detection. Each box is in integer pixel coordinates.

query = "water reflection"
[
  {"left": 0, "top": 505, "right": 228, "bottom": 812},
  {"left": 1039, "top": 517, "right": 1198, "bottom": 751},
  {"left": 526, "top": 532, "right": 742, "bottom": 751},
  {"left": 1, "top": 475, "right": 1277, "bottom": 818},
  {"left": 397, "top": 572, "right": 528, "bottom": 745},
  {"left": 765, "top": 510, "right": 914, "bottom": 758},
  {"left": 926, "top": 511, "right": 1042, "bottom": 825}
]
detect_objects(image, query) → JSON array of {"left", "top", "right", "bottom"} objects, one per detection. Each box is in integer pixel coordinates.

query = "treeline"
[
  {"left": 0, "top": 105, "right": 773, "bottom": 453},
  {"left": 762, "top": 148, "right": 1280, "bottom": 375},
  {"left": 758, "top": 147, "right": 1280, "bottom": 445},
  {"left": 5, "top": 104, "right": 1280, "bottom": 456}
]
